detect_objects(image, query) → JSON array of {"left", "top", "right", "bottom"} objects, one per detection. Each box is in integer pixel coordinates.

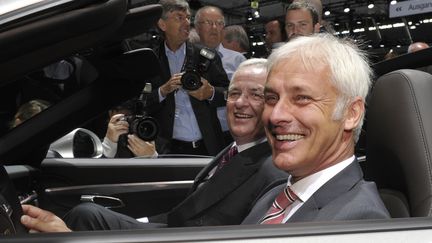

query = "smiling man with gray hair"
[{"left": 243, "top": 33, "right": 390, "bottom": 224}]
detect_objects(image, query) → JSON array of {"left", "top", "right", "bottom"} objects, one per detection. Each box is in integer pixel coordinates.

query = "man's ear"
[
  {"left": 157, "top": 19, "right": 166, "bottom": 32},
  {"left": 344, "top": 97, "right": 364, "bottom": 132}
]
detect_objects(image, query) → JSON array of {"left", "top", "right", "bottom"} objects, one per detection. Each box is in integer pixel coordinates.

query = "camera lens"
[
  {"left": 181, "top": 70, "right": 202, "bottom": 91},
  {"left": 131, "top": 117, "right": 159, "bottom": 141}
]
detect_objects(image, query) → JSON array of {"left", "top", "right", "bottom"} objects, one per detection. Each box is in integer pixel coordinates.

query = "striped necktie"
[
  {"left": 216, "top": 145, "right": 238, "bottom": 171},
  {"left": 259, "top": 186, "right": 298, "bottom": 224}
]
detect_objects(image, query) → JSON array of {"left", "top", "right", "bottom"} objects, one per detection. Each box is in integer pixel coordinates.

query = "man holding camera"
[{"left": 147, "top": 0, "right": 229, "bottom": 156}]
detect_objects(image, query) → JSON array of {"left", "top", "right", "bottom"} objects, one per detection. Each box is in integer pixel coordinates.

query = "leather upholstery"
[{"left": 365, "top": 69, "right": 432, "bottom": 217}]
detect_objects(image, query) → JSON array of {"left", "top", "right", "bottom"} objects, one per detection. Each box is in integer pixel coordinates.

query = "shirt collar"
[
  {"left": 216, "top": 43, "right": 224, "bottom": 58},
  {"left": 288, "top": 155, "right": 355, "bottom": 202},
  {"left": 234, "top": 137, "right": 267, "bottom": 153},
  {"left": 164, "top": 42, "right": 186, "bottom": 56}
]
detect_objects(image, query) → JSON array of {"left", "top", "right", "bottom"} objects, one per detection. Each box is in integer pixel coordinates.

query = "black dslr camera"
[
  {"left": 122, "top": 114, "right": 158, "bottom": 142},
  {"left": 121, "top": 83, "right": 159, "bottom": 141},
  {"left": 117, "top": 83, "right": 159, "bottom": 157},
  {"left": 180, "top": 47, "right": 216, "bottom": 91}
]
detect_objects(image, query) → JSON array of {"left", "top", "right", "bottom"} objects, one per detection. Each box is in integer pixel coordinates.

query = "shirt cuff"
[
  {"left": 158, "top": 87, "right": 166, "bottom": 102},
  {"left": 102, "top": 137, "right": 118, "bottom": 158}
]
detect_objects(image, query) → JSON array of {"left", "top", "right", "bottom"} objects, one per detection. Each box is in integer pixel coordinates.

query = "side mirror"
[{"left": 48, "top": 128, "right": 103, "bottom": 158}]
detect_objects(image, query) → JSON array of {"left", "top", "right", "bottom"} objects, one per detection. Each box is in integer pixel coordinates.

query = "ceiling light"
[
  {"left": 324, "top": 10, "right": 330, "bottom": 16},
  {"left": 253, "top": 9, "right": 260, "bottom": 18},
  {"left": 344, "top": 7, "right": 350, "bottom": 13},
  {"left": 368, "top": 3, "right": 375, "bottom": 9},
  {"left": 390, "top": 0, "right": 397, "bottom": 5}
]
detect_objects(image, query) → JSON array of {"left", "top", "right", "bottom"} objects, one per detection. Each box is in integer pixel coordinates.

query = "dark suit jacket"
[
  {"left": 147, "top": 41, "right": 229, "bottom": 155},
  {"left": 151, "top": 141, "right": 287, "bottom": 227},
  {"left": 242, "top": 159, "right": 390, "bottom": 224}
]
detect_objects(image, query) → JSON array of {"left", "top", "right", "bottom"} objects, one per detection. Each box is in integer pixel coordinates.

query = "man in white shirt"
[{"left": 242, "top": 33, "right": 390, "bottom": 224}]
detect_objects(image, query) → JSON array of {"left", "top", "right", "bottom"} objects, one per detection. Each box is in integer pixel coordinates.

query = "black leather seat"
[{"left": 364, "top": 69, "right": 432, "bottom": 218}]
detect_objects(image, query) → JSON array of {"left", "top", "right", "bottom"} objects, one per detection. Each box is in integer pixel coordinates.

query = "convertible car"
[{"left": 1, "top": 0, "right": 432, "bottom": 242}]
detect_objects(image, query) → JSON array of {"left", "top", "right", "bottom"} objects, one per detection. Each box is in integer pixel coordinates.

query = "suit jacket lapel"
[
  {"left": 191, "top": 144, "right": 232, "bottom": 192},
  {"left": 173, "top": 142, "right": 271, "bottom": 222},
  {"left": 289, "top": 160, "right": 363, "bottom": 222}
]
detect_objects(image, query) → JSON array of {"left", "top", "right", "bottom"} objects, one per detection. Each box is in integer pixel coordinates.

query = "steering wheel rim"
[{"left": 0, "top": 166, "right": 28, "bottom": 234}]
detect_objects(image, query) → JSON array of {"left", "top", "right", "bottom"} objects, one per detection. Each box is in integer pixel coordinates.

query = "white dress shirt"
[{"left": 281, "top": 155, "right": 356, "bottom": 223}]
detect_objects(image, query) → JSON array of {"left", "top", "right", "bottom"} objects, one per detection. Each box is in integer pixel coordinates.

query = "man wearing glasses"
[
  {"left": 194, "top": 6, "right": 247, "bottom": 145},
  {"left": 146, "top": 0, "right": 229, "bottom": 156}
]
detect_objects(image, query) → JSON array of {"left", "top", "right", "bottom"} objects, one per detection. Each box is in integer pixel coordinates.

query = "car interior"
[
  {"left": 363, "top": 68, "right": 432, "bottom": 218},
  {"left": 1, "top": 0, "right": 432, "bottom": 242}
]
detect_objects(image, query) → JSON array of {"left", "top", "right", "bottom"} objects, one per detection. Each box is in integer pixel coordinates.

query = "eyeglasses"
[
  {"left": 168, "top": 14, "right": 191, "bottom": 22},
  {"left": 198, "top": 20, "right": 225, "bottom": 28},
  {"left": 225, "top": 90, "right": 265, "bottom": 103}
]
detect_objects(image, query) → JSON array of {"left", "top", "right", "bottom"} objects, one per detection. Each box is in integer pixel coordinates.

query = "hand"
[
  {"left": 127, "top": 135, "right": 157, "bottom": 157},
  {"left": 188, "top": 78, "right": 214, "bottom": 101},
  {"left": 21, "top": 204, "right": 71, "bottom": 233},
  {"left": 160, "top": 73, "right": 182, "bottom": 97},
  {"left": 105, "top": 114, "right": 129, "bottom": 143}
]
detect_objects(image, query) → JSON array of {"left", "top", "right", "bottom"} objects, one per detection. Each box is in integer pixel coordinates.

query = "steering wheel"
[{"left": 0, "top": 166, "right": 28, "bottom": 234}]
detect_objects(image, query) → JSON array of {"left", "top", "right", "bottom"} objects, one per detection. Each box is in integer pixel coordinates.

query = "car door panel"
[{"left": 35, "top": 158, "right": 211, "bottom": 217}]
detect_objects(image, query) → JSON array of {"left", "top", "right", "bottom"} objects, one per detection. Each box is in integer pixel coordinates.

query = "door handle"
[{"left": 80, "top": 195, "right": 125, "bottom": 209}]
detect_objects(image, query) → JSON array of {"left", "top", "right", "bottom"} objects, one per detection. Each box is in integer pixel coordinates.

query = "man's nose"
[
  {"left": 234, "top": 93, "right": 250, "bottom": 107},
  {"left": 269, "top": 101, "right": 293, "bottom": 124}
]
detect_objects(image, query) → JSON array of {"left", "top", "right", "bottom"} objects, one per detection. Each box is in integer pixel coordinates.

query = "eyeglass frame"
[
  {"left": 198, "top": 19, "right": 225, "bottom": 28},
  {"left": 164, "top": 12, "right": 191, "bottom": 22},
  {"left": 225, "top": 89, "right": 265, "bottom": 103}
]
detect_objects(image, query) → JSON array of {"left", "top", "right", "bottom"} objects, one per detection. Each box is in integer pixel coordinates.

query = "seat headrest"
[{"left": 366, "top": 69, "right": 432, "bottom": 217}]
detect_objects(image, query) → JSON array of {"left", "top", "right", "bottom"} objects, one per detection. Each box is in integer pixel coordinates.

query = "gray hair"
[
  {"left": 194, "top": 6, "right": 225, "bottom": 27},
  {"left": 159, "top": 0, "right": 190, "bottom": 19},
  {"left": 230, "top": 58, "right": 267, "bottom": 86},
  {"left": 223, "top": 25, "right": 250, "bottom": 52},
  {"left": 267, "top": 33, "right": 372, "bottom": 143}
]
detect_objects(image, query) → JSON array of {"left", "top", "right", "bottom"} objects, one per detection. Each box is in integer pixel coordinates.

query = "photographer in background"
[
  {"left": 146, "top": 0, "right": 229, "bottom": 156},
  {"left": 102, "top": 114, "right": 157, "bottom": 158}
]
